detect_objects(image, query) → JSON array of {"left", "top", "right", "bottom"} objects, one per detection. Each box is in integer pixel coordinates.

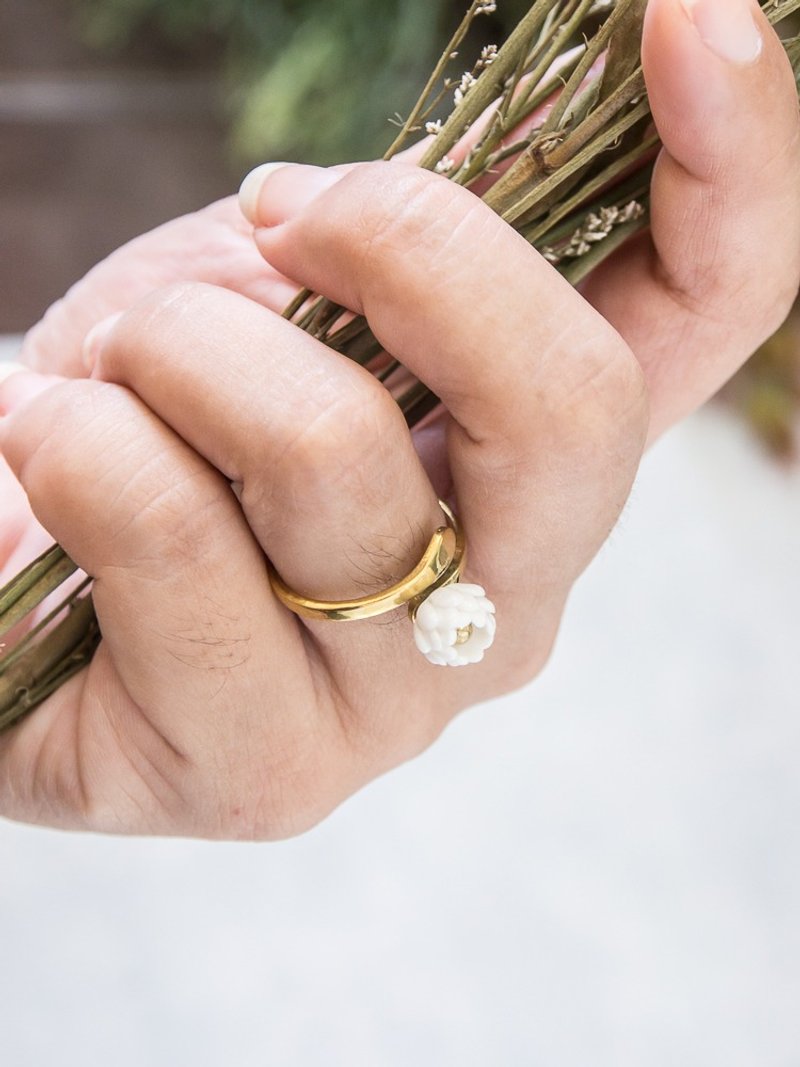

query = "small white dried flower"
[
  {"left": 425, "top": 119, "right": 443, "bottom": 136},
  {"left": 542, "top": 200, "right": 645, "bottom": 265},
  {"left": 620, "top": 201, "right": 645, "bottom": 223},
  {"left": 435, "top": 156, "right": 456, "bottom": 175},
  {"left": 475, "top": 0, "right": 498, "bottom": 14},
  {"left": 479, "top": 45, "right": 498, "bottom": 68},
  {"left": 413, "top": 583, "right": 497, "bottom": 667},
  {"left": 454, "top": 71, "right": 478, "bottom": 106}
]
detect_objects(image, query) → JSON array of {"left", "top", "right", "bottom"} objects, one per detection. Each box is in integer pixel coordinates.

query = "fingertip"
[
  {"left": 0, "top": 362, "right": 27, "bottom": 387},
  {"left": 0, "top": 368, "right": 63, "bottom": 418},
  {"left": 644, "top": 0, "right": 775, "bottom": 85},
  {"left": 642, "top": 0, "right": 791, "bottom": 181},
  {"left": 678, "top": 0, "right": 763, "bottom": 66},
  {"left": 238, "top": 162, "right": 293, "bottom": 224},
  {"left": 239, "top": 162, "right": 358, "bottom": 229}
]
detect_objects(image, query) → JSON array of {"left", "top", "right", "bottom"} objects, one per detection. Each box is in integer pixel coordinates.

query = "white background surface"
[{"left": 1, "top": 339, "right": 799, "bottom": 1066}]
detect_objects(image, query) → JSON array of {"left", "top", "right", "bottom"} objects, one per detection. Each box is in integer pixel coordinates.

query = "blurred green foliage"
[{"left": 74, "top": 0, "right": 531, "bottom": 164}]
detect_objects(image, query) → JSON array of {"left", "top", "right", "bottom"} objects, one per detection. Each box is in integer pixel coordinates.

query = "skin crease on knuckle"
[
  {"left": 263, "top": 380, "right": 411, "bottom": 518},
  {"left": 86, "top": 421, "right": 230, "bottom": 581},
  {"left": 652, "top": 177, "right": 767, "bottom": 330},
  {"left": 350, "top": 165, "right": 450, "bottom": 271},
  {"left": 328, "top": 164, "right": 498, "bottom": 318},
  {"left": 96, "top": 280, "right": 223, "bottom": 387},
  {"left": 128, "top": 280, "right": 215, "bottom": 342},
  {"left": 5, "top": 381, "right": 116, "bottom": 516},
  {"left": 466, "top": 328, "right": 647, "bottom": 493}
]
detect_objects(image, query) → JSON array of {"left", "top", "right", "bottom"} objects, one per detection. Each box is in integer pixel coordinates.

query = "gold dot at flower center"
[{"left": 455, "top": 625, "right": 474, "bottom": 646}]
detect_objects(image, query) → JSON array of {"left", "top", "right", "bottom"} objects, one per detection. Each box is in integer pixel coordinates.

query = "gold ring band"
[{"left": 268, "top": 500, "right": 466, "bottom": 622}]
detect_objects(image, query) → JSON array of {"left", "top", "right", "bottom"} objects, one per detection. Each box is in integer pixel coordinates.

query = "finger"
[
  {"left": 0, "top": 366, "right": 59, "bottom": 572},
  {"left": 245, "top": 161, "right": 647, "bottom": 613},
  {"left": 86, "top": 283, "right": 448, "bottom": 696},
  {"left": 582, "top": 0, "right": 800, "bottom": 438},
  {"left": 21, "top": 198, "right": 299, "bottom": 379},
  {"left": 0, "top": 373, "right": 310, "bottom": 760}
]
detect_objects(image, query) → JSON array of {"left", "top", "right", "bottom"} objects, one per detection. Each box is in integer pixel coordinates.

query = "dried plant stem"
[
  {"left": 0, "top": 545, "right": 78, "bottom": 639},
  {"left": 541, "top": 0, "right": 645, "bottom": 133},
  {"left": 382, "top": 0, "right": 490, "bottom": 159},
  {"left": 419, "top": 1, "right": 556, "bottom": 168},
  {"left": 0, "top": 594, "right": 99, "bottom": 732},
  {"left": 485, "top": 71, "right": 647, "bottom": 221},
  {"left": 521, "top": 132, "right": 659, "bottom": 244}
]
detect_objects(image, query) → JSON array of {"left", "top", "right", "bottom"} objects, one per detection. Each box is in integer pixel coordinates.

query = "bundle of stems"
[{"left": 2, "top": 0, "right": 800, "bottom": 731}]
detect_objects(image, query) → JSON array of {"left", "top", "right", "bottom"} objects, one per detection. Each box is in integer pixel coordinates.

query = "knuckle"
[
  {"left": 448, "top": 328, "right": 647, "bottom": 504},
  {"left": 272, "top": 377, "right": 403, "bottom": 501},
  {"left": 345, "top": 163, "right": 469, "bottom": 276},
  {"left": 661, "top": 258, "right": 799, "bottom": 354},
  {"left": 104, "top": 282, "right": 215, "bottom": 372},
  {"left": 658, "top": 127, "right": 800, "bottom": 348},
  {"left": 16, "top": 380, "right": 223, "bottom": 575},
  {"left": 497, "top": 326, "right": 647, "bottom": 459},
  {"left": 556, "top": 329, "right": 648, "bottom": 447},
  {"left": 107, "top": 458, "right": 224, "bottom": 575},
  {"left": 7, "top": 379, "right": 96, "bottom": 491},
  {"left": 137, "top": 280, "right": 213, "bottom": 324}
]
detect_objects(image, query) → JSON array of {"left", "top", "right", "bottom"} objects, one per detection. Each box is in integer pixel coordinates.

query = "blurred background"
[{"left": 1, "top": 2, "right": 800, "bottom": 1064}]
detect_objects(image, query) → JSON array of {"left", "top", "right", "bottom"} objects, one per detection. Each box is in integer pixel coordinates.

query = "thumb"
[
  {"left": 583, "top": 0, "right": 800, "bottom": 437},
  {"left": 642, "top": 0, "right": 800, "bottom": 332}
]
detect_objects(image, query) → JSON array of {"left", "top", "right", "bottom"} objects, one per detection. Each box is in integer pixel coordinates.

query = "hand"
[
  {"left": 0, "top": 0, "right": 797, "bottom": 837},
  {"left": 0, "top": 166, "right": 646, "bottom": 835}
]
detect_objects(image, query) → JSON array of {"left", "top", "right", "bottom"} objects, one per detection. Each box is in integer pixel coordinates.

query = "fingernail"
[
  {"left": 239, "top": 163, "right": 344, "bottom": 227},
  {"left": 0, "top": 369, "right": 59, "bottom": 416},
  {"left": 82, "top": 313, "right": 122, "bottom": 372},
  {"left": 681, "top": 0, "right": 762, "bottom": 65},
  {"left": 238, "top": 162, "right": 292, "bottom": 224}
]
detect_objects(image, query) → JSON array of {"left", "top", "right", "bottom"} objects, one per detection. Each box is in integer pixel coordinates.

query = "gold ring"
[{"left": 268, "top": 499, "right": 466, "bottom": 622}]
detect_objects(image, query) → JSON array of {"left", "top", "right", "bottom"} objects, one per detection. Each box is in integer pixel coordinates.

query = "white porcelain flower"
[{"left": 412, "top": 583, "right": 496, "bottom": 667}]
